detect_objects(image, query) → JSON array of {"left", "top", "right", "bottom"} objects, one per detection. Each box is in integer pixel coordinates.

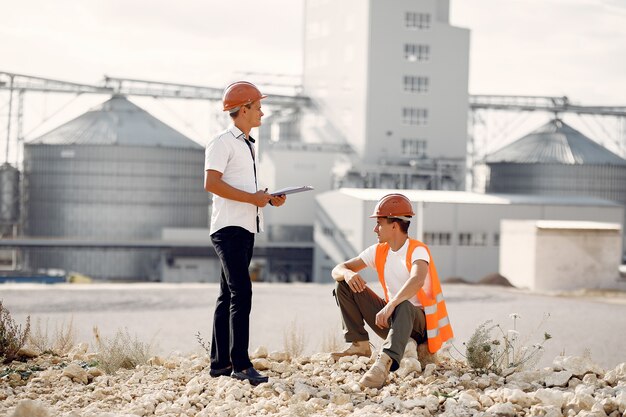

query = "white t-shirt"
[
  {"left": 205, "top": 125, "right": 263, "bottom": 234},
  {"left": 359, "top": 239, "right": 431, "bottom": 307}
]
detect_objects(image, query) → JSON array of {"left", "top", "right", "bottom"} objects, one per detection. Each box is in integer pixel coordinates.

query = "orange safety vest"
[{"left": 374, "top": 238, "right": 453, "bottom": 353}]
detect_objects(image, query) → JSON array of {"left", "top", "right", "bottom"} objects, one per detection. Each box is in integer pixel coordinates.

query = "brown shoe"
[
  {"left": 417, "top": 342, "right": 439, "bottom": 365},
  {"left": 359, "top": 352, "right": 393, "bottom": 389},
  {"left": 331, "top": 341, "right": 371, "bottom": 359}
]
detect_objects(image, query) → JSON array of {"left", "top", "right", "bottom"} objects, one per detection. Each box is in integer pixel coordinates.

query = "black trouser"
[{"left": 210, "top": 226, "right": 255, "bottom": 372}]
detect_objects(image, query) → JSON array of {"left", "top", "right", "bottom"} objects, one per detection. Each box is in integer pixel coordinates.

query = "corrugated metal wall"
[
  {"left": 23, "top": 144, "right": 207, "bottom": 280},
  {"left": 486, "top": 163, "right": 626, "bottom": 203}
]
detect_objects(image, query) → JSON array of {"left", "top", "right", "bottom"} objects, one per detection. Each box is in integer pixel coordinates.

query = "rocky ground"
[{"left": 1, "top": 343, "right": 625, "bottom": 417}]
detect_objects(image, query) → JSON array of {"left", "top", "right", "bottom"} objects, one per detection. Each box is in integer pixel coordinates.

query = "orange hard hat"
[
  {"left": 369, "top": 193, "right": 415, "bottom": 219},
  {"left": 222, "top": 81, "right": 267, "bottom": 112}
]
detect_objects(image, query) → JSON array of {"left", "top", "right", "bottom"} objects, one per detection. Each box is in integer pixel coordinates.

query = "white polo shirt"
[
  {"left": 359, "top": 239, "right": 431, "bottom": 307},
  {"left": 205, "top": 125, "right": 263, "bottom": 234}
]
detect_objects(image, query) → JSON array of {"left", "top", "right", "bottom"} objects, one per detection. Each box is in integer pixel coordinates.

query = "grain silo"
[
  {"left": 485, "top": 118, "right": 626, "bottom": 252},
  {"left": 23, "top": 95, "right": 208, "bottom": 280}
]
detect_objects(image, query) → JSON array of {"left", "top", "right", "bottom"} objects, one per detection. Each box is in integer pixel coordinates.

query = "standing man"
[
  {"left": 204, "top": 81, "right": 286, "bottom": 385},
  {"left": 330, "top": 193, "right": 453, "bottom": 389}
]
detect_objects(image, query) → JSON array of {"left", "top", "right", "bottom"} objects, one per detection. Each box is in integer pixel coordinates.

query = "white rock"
[
  {"left": 479, "top": 394, "right": 494, "bottom": 408},
  {"left": 614, "top": 389, "right": 626, "bottom": 413},
  {"left": 62, "top": 363, "right": 88, "bottom": 384},
  {"left": 17, "top": 346, "right": 39, "bottom": 358},
  {"left": 504, "top": 388, "right": 533, "bottom": 408},
  {"left": 185, "top": 376, "right": 203, "bottom": 396},
  {"left": 506, "top": 369, "right": 546, "bottom": 385},
  {"left": 425, "top": 395, "right": 440, "bottom": 412},
  {"left": 545, "top": 370, "right": 573, "bottom": 387},
  {"left": 458, "top": 392, "right": 481, "bottom": 408},
  {"left": 332, "top": 393, "right": 352, "bottom": 405},
  {"left": 271, "top": 361, "right": 289, "bottom": 374},
  {"left": 251, "top": 358, "right": 271, "bottom": 371},
  {"left": 68, "top": 343, "right": 89, "bottom": 361},
  {"left": 402, "top": 397, "right": 426, "bottom": 409},
  {"left": 604, "top": 363, "right": 626, "bottom": 385},
  {"left": 553, "top": 356, "right": 604, "bottom": 377},
  {"left": 535, "top": 388, "right": 567, "bottom": 409},
  {"left": 251, "top": 346, "right": 268, "bottom": 359},
  {"left": 10, "top": 400, "right": 49, "bottom": 417},
  {"left": 397, "top": 358, "right": 422, "bottom": 378},
  {"left": 486, "top": 402, "right": 516, "bottom": 416},
  {"left": 268, "top": 351, "right": 289, "bottom": 362},
  {"left": 147, "top": 356, "right": 165, "bottom": 366},
  {"left": 529, "top": 405, "right": 563, "bottom": 417},
  {"left": 423, "top": 363, "right": 437, "bottom": 377}
]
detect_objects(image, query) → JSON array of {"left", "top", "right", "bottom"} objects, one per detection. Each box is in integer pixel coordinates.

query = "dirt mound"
[
  {"left": 478, "top": 273, "right": 515, "bottom": 287},
  {"left": 442, "top": 276, "right": 472, "bottom": 284}
]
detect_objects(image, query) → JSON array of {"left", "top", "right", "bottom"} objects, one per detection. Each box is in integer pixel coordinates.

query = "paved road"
[{"left": 2, "top": 282, "right": 625, "bottom": 369}]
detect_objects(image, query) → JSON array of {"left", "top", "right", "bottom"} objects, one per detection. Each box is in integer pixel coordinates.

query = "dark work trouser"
[
  {"left": 334, "top": 280, "right": 426, "bottom": 371},
  {"left": 210, "top": 226, "right": 255, "bottom": 372}
]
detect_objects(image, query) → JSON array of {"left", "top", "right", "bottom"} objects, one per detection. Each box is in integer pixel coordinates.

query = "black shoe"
[
  {"left": 209, "top": 365, "right": 232, "bottom": 377},
  {"left": 231, "top": 367, "right": 269, "bottom": 385}
]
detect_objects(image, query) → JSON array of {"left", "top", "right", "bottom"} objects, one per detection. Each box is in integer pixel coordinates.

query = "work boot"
[
  {"left": 331, "top": 341, "right": 371, "bottom": 359},
  {"left": 417, "top": 342, "right": 439, "bottom": 365},
  {"left": 359, "top": 352, "right": 393, "bottom": 389}
]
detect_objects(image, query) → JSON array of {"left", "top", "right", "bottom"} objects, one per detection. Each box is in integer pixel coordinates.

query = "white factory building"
[{"left": 313, "top": 188, "right": 624, "bottom": 285}]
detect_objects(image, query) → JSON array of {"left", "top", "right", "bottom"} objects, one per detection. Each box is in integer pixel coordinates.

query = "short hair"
[
  {"left": 387, "top": 217, "right": 410, "bottom": 234},
  {"left": 228, "top": 103, "right": 253, "bottom": 119}
]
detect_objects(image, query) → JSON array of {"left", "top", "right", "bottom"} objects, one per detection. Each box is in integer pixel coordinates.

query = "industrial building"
[
  {"left": 302, "top": 0, "right": 469, "bottom": 189},
  {"left": 484, "top": 118, "right": 626, "bottom": 250},
  {"left": 1, "top": 1, "right": 626, "bottom": 286},
  {"left": 313, "top": 188, "right": 624, "bottom": 284},
  {"left": 21, "top": 95, "right": 208, "bottom": 280}
]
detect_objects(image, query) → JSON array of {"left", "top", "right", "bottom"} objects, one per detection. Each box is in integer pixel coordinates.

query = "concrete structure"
[
  {"left": 485, "top": 119, "right": 626, "bottom": 252},
  {"left": 303, "top": 0, "right": 469, "bottom": 189},
  {"left": 314, "top": 188, "right": 624, "bottom": 283},
  {"left": 23, "top": 96, "right": 207, "bottom": 280},
  {"left": 500, "top": 220, "right": 624, "bottom": 291}
]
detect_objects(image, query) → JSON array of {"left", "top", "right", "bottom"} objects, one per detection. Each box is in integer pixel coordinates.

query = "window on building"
[
  {"left": 404, "top": 44, "right": 430, "bottom": 62},
  {"left": 402, "top": 138, "right": 427, "bottom": 157},
  {"left": 405, "top": 12, "right": 431, "bottom": 29},
  {"left": 423, "top": 232, "right": 451, "bottom": 246},
  {"left": 402, "top": 108, "right": 428, "bottom": 125},
  {"left": 403, "top": 75, "right": 429, "bottom": 93},
  {"left": 493, "top": 233, "right": 500, "bottom": 246},
  {"left": 459, "top": 232, "right": 488, "bottom": 246}
]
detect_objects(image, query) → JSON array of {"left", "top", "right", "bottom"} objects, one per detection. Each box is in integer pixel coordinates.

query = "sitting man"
[{"left": 330, "top": 193, "right": 453, "bottom": 388}]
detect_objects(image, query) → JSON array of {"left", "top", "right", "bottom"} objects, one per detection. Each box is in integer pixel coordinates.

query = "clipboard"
[{"left": 270, "top": 185, "right": 314, "bottom": 196}]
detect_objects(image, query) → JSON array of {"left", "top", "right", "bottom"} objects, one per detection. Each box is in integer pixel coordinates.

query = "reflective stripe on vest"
[{"left": 374, "top": 239, "right": 454, "bottom": 353}]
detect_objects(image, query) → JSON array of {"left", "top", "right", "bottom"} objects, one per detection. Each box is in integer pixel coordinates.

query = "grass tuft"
[
  {"left": 283, "top": 320, "right": 307, "bottom": 359},
  {"left": 92, "top": 326, "right": 154, "bottom": 374},
  {"left": 28, "top": 317, "right": 76, "bottom": 356}
]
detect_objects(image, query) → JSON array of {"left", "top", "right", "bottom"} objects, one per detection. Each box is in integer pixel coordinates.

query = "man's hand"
[
  {"left": 345, "top": 271, "right": 367, "bottom": 293},
  {"left": 251, "top": 190, "right": 272, "bottom": 207},
  {"left": 375, "top": 303, "right": 396, "bottom": 329},
  {"left": 269, "top": 194, "right": 286, "bottom": 207}
]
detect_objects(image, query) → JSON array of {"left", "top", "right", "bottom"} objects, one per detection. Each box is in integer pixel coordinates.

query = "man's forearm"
[
  {"left": 388, "top": 276, "right": 425, "bottom": 307},
  {"left": 331, "top": 264, "right": 357, "bottom": 282},
  {"left": 206, "top": 177, "right": 253, "bottom": 204}
]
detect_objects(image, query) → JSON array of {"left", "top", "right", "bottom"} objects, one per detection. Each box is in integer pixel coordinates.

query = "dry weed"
[
  {"left": 92, "top": 326, "right": 155, "bottom": 374},
  {"left": 28, "top": 317, "right": 76, "bottom": 355},
  {"left": 0, "top": 300, "right": 30, "bottom": 363},
  {"left": 320, "top": 327, "right": 343, "bottom": 353},
  {"left": 283, "top": 320, "right": 307, "bottom": 359}
]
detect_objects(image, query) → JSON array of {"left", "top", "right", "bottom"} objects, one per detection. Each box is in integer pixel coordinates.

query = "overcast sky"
[{"left": 1, "top": 0, "right": 625, "bottom": 151}]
